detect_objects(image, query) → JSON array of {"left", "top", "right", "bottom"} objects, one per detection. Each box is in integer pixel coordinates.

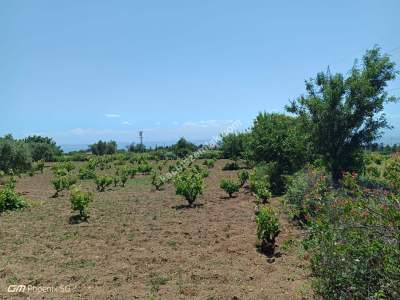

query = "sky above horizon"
[{"left": 1, "top": 0, "right": 400, "bottom": 146}]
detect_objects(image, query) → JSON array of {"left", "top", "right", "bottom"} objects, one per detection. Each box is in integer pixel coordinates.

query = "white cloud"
[
  {"left": 121, "top": 121, "right": 132, "bottom": 125},
  {"left": 104, "top": 113, "right": 120, "bottom": 118}
]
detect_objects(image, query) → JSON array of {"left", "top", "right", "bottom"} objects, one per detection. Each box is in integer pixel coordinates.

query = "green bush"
[
  {"left": 151, "top": 172, "right": 166, "bottom": 191},
  {"left": 203, "top": 159, "right": 215, "bottom": 168},
  {"left": 112, "top": 176, "right": 120, "bottom": 187},
  {"left": 0, "top": 183, "right": 28, "bottom": 212},
  {"left": 34, "top": 160, "right": 45, "bottom": 173},
  {"left": 220, "top": 179, "right": 240, "bottom": 197},
  {"left": 304, "top": 173, "right": 400, "bottom": 299},
  {"left": 254, "top": 181, "right": 272, "bottom": 203},
  {"left": 70, "top": 186, "right": 92, "bottom": 219},
  {"left": 116, "top": 166, "right": 130, "bottom": 186},
  {"left": 238, "top": 170, "right": 249, "bottom": 187},
  {"left": 138, "top": 163, "right": 152, "bottom": 174},
  {"left": 256, "top": 206, "right": 280, "bottom": 255},
  {"left": 219, "top": 132, "right": 249, "bottom": 159},
  {"left": 285, "top": 167, "right": 329, "bottom": 223},
  {"left": 52, "top": 175, "right": 77, "bottom": 197},
  {"left": 193, "top": 165, "right": 209, "bottom": 178},
  {"left": 383, "top": 153, "right": 400, "bottom": 192},
  {"left": 128, "top": 166, "right": 138, "bottom": 178},
  {"left": 222, "top": 161, "right": 240, "bottom": 171},
  {"left": 119, "top": 172, "right": 128, "bottom": 187},
  {"left": 0, "top": 135, "right": 32, "bottom": 173},
  {"left": 174, "top": 170, "right": 203, "bottom": 206},
  {"left": 79, "top": 166, "right": 96, "bottom": 180},
  {"left": 95, "top": 176, "right": 113, "bottom": 192}
]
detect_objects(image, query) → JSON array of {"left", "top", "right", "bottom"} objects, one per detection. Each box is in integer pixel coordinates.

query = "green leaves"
[
  {"left": 70, "top": 186, "right": 92, "bottom": 219},
  {"left": 95, "top": 175, "right": 113, "bottom": 192},
  {"left": 174, "top": 170, "right": 203, "bottom": 206},
  {"left": 220, "top": 179, "right": 240, "bottom": 198},
  {"left": 287, "top": 47, "right": 398, "bottom": 182},
  {"left": 0, "top": 183, "right": 28, "bottom": 212},
  {"left": 256, "top": 206, "right": 280, "bottom": 255}
]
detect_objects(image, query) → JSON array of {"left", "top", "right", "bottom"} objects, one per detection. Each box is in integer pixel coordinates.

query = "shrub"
[
  {"left": 238, "top": 170, "right": 249, "bottom": 187},
  {"left": 247, "top": 113, "right": 312, "bottom": 194},
  {"left": 220, "top": 179, "right": 240, "bottom": 198},
  {"left": 151, "top": 172, "right": 165, "bottom": 191},
  {"left": 174, "top": 170, "right": 203, "bottom": 206},
  {"left": 95, "top": 176, "right": 113, "bottom": 192},
  {"left": 254, "top": 181, "right": 272, "bottom": 203},
  {"left": 138, "top": 163, "right": 152, "bottom": 174},
  {"left": 193, "top": 165, "right": 209, "bottom": 178},
  {"left": 203, "top": 159, "right": 215, "bottom": 168},
  {"left": 222, "top": 161, "right": 240, "bottom": 171},
  {"left": 112, "top": 176, "right": 120, "bottom": 187},
  {"left": 0, "top": 183, "right": 28, "bottom": 212},
  {"left": 117, "top": 166, "right": 130, "bottom": 186},
  {"left": 79, "top": 166, "right": 96, "bottom": 180},
  {"left": 119, "top": 172, "right": 128, "bottom": 187},
  {"left": 383, "top": 153, "right": 400, "bottom": 192},
  {"left": 34, "top": 160, "right": 45, "bottom": 173},
  {"left": 52, "top": 175, "right": 77, "bottom": 197},
  {"left": 304, "top": 174, "right": 400, "bottom": 299},
  {"left": 70, "top": 186, "right": 92, "bottom": 219},
  {"left": 128, "top": 166, "right": 138, "bottom": 178},
  {"left": 0, "top": 135, "right": 32, "bottom": 173},
  {"left": 285, "top": 167, "right": 329, "bottom": 223},
  {"left": 256, "top": 206, "right": 280, "bottom": 255}
]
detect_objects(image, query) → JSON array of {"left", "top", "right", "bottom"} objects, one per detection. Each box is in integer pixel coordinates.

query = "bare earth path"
[{"left": 0, "top": 160, "right": 312, "bottom": 299}]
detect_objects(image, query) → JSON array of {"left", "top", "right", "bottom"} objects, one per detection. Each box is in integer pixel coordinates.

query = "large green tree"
[
  {"left": 219, "top": 132, "right": 250, "bottom": 159},
  {"left": 287, "top": 47, "right": 397, "bottom": 181},
  {"left": 248, "top": 113, "right": 312, "bottom": 194}
]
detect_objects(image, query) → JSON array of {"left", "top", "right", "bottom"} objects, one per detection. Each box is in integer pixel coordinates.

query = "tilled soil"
[{"left": 0, "top": 160, "right": 312, "bottom": 299}]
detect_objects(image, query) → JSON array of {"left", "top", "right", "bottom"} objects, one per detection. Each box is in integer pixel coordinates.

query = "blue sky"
[{"left": 1, "top": 0, "right": 400, "bottom": 147}]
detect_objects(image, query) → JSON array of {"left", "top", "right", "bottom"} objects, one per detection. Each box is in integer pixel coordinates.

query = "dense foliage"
[
  {"left": 24, "top": 135, "right": 62, "bottom": 161},
  {"left": 70, "top": 186, "right": 93, "bottom": 219},
  {"left": 219, "top": 132, "right": 249, "bottom": 159},
  {"left": 0, "top": 182, "right": 28, "bottom": 212},
  {"left": 174, "top": 169, "right": 203, "bottom": 206},
  {"left": 255, "top": 206, "right": 280, "bottom": 255},
  {"left": 247, "top": 113, "right": 312, "bottom": 194},
  {"left": 0, "top": 135, "right": 32, "bottom": 173},
  {"left": 220, "top": 179, "right": 240, "bottom": 197},
  {"left": 90, "top": 140, "right": 117, "bottom": 155},
  {"left": 172, "top": 137, "right": 197, "bottom": 158},
  {"left": 287, "top": 47, "right": 398, "bottom": 182}
]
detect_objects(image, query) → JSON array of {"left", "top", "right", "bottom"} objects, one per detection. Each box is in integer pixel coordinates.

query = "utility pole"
[{"left": 139, "top": 131, "right": 143, "bottom": 152}]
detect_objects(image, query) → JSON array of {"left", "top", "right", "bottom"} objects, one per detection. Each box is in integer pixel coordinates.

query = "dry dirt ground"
[{"left": 0, "top": 160, "right": 312, "bottom": 299}]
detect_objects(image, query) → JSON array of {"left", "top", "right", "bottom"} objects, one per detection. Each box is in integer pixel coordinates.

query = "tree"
[
  {"left": 24, "top": 135, "right": 62, "bottom": 161},
  {"left": 248, "top": 113, "right": 312, "bottom": 194},
  {"left": 219, "top": 132, "right": 249, "bottom": 159},
  {"left": 0, "top": 135, "right": 32, "bottom": 173},
  {"left": 172, "top": 137, "right": 197, "bottom": 158},
  {"left": 128, "top": 143, "right": 146, "bottom": 153},
  {"left": 287, "top": 47, "right": 398, "bottom": 182},
  {"left": 89, "top": 140, "right": 117, "bottom": 155}
]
